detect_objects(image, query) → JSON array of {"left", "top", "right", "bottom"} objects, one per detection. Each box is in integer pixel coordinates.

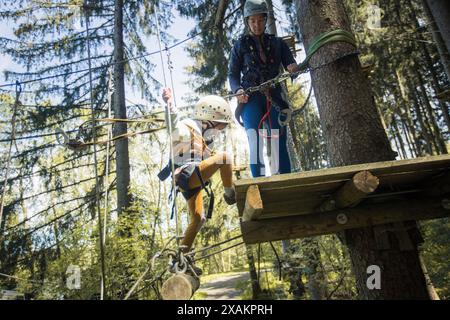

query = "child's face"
[{"left": 215, "top": 122, "right": 228, "bottom": 131}]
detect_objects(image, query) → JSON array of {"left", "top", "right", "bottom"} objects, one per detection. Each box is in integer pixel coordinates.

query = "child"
[{"left": 159, "top": 88, "right": 236, "bottom": 257}]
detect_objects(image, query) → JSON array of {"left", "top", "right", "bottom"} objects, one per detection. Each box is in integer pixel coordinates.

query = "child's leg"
[
  {"left": 187, "top": 152, "right": 233, "bottom": 189},
  {"left": 181, "top": 190, "right": 204, "bottom": 252}
]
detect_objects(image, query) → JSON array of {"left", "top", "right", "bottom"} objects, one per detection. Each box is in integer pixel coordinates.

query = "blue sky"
[
  {"left": 0, "top": 8, "right": 197, "bottom": 107},
  {"left": 0, "top": 1, "right": 305, "bottom": 108}
]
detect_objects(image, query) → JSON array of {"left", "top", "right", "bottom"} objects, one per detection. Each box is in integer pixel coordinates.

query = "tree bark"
[
  {"left": 113, "top": 0, "right": 131, "bottom": 215},
  {"left": 295, "top": 0, "right": 431, "bottom": 299}
]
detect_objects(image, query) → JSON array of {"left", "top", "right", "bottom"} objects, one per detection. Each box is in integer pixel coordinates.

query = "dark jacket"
[{"left": 228, "top": 33, "right": 296, "bottom": 94}]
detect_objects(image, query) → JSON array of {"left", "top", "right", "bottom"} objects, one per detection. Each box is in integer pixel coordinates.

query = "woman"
[
  {"left": 228, "top": 0, "right": 300, "bottom": 177},
  {"left": 160, "top": 88, "right": 235, "bottom": 257}
]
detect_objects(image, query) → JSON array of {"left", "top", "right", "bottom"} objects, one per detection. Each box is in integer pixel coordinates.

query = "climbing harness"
[
  {"left": 258, "top": 89, "right": 280, "bottom": 140},
  {"left": 158, "top": 125, "right": 216, "bottom": 220}
]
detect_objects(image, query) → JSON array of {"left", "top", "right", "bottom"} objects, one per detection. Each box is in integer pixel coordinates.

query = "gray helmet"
[{"left": 244, "top": 0, "right": 268, "bottom": 18}]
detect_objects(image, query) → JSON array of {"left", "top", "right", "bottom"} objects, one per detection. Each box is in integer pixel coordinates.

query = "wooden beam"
[
  {"left": 319, "top": 170, "right": 379, "bottom": 211},
  {"left": 240, "top": 197, "right": 450, "bottom": 244},
  {"left": 281, "top": 35, "right": 297, "bottom": 56},
  {"left": 242, "top": 185, "right": 264, "bottom": 222},
  {"left": 161, "top": 274, "right": 200, "bottom": 300},
  {"left": 425, "top": 171, "right": 450, "bottom": 196}
]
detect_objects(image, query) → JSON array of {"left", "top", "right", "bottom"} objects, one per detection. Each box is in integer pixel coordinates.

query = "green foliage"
[
  {"left": 1, "top": 0, "right": 449, "bottom": 301},
  {"left": 420, "top": 218, "right": 450, "bottom": 299}
]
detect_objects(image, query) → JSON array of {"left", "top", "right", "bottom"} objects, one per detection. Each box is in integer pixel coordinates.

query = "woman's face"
[{"left": 248, "top": 14, "right": 266, "bottom": 36}]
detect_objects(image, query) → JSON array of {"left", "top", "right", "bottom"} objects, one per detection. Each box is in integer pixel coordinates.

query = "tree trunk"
[
  {"left": 266, "top": 0, "right": 277, "bottom": 35},
  {"left": 301, "top": 238, "right": 328, "bottom": 300},
  {"left": 245, "top": 244, "right": 262, "bottom": 299},
  {"left": 391, "top": 116, "right": 407, "bottom": 159},
  {"left": 408, "top": 77, "right": 434, "bottom": 155},
  {"left": 409, "top": 3, "right": 450, "bottom": 132},
  {"left": 422, "top": 0, "right": 450, "bottom": 81},
  {"left": 395, "top": 69, "right": 423, "bottom": 156},
  {"left": 401, "top": 119, "right": 417, "bottom": 158},
  {"left": 113, "top": 0, "right": 131, "bottom": 215},
  {"left": 414, "top": 69, "right": 448, "bottom": 154},
  {"left": 296, "top": 0, "right": 430, "bottom": 299}
]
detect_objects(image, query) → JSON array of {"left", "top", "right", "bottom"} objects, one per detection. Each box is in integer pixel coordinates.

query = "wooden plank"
[
  {"left": 242, "top": 185, "right": 263, "bottom": 222},
  {"left": 240, "top": 197, "right": 450, "bottom": 244},
  {"left": 282, "top": 35, "right": 297, "bottom": 56},
  {"left": 234, "top": 155, "right": 450, "bottom": 194}
]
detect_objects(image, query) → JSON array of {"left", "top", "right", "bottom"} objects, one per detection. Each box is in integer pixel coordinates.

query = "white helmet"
[{"left": 193, "top": 95, "right": 232, "bottom": 123}]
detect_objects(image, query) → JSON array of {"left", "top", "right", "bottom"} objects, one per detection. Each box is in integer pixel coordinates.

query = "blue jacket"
[{"left": 228, "top": 33, "right": 296, "bottom": 94}]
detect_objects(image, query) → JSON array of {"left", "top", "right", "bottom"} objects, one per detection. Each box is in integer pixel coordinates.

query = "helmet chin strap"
[{"left": 202, "top": 120, "right": 215, "bottom": 131}]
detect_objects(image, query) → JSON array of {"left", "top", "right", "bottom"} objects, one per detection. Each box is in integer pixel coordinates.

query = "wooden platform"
[{"left": 234, "top": 155, "right": 450, "bottom": 244}]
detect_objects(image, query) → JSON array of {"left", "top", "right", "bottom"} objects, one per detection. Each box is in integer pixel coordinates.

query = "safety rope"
[
  {"left": 298, "top": 29, "right": 357, "bottom": 70},
  {"left": 55, "top": 126, "right": 165, "bottom": 151},
  {"left": 269, "top": 241, "right": 282, "bottom": 281},
  {"left": 192, "top": 241, "right": 245, "bottom": 263},
  {"left": 54, "top": 110, "right": 166, "bottom": 151},
  {"left": 185, "top": 233, "right": 243, "bottom": 257},
  {"left": 85, "top": 3, "right": 107, "bottom": 300},
  {"left": 292, "top": 82, "right": 313, "bottom": 117},
  {"left": 154, "top": 3, "right": 181, "bottom": 249},
  {"left": 0, "top": 81, "right": 21, "bottom": 235},
  {"left": 123, "top": 235, "right": 177, "bottom": 300}
]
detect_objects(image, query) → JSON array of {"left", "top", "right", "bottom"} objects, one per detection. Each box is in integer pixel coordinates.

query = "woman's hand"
[
  {"left": 236, "top": 88, "right": 249, "bottom": 104},
  {"left": 287, "top": 63, "right": 300, "bottom": 74}
]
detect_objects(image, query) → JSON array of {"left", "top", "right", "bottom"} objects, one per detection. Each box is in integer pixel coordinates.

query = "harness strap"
[
  {"left": 194, "top": 166, "right": 215, "bottom": 219},
  {"left": 170, "top": 184, "right": 178, "bottom": 220},
  {"left": 258, "top": 90, "right": 280, "bottom": 140}
]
